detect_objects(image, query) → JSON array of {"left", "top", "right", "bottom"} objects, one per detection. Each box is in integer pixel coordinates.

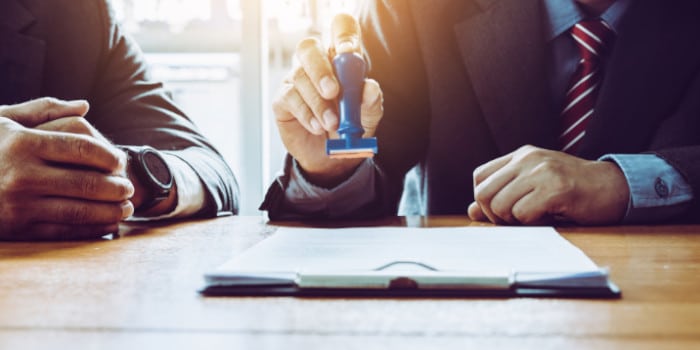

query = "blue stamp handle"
[{"left": 334, "top": 52, "right": 366, "bottom": 140}]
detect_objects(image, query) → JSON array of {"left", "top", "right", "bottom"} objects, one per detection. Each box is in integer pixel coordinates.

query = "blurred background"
[{"left": 110, "top": 0, "right": 361, "bottom": 214}]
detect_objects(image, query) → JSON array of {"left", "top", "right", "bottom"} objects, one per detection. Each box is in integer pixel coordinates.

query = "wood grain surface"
[{"left": 1, "top": 216, "right": 699, "bottom": 349}]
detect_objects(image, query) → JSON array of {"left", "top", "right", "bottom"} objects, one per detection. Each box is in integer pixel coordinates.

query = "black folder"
[{"left": 201, "top": 227, "right": 621, "bottom": 299}]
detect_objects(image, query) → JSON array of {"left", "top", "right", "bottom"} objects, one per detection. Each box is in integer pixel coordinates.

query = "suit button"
[{"left": 654, "top": 177, "right": 669, "bottom": 198}]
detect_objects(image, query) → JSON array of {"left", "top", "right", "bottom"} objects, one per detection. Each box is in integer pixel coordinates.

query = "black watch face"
[{"left": 142, "top": 150, "right": 173, "bottom": 187}]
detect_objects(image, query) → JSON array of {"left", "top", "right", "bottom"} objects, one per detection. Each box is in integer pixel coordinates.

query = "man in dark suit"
[
  {"left": 262, "top": 0, "right": 700, "bottom": 225},
  {"left": 0, "top": 0, "right": 238, "bottom": 240}
]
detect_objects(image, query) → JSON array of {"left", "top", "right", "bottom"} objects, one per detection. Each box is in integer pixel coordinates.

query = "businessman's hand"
[
  {"left": 468, "top": 145, "right": 629, "bottom": 225},
  {"left": 273, "top": 14, "right": 383, "bottom": 188},
  {"left": 0, "top": 98, "right": 134, "bottom": 241}
]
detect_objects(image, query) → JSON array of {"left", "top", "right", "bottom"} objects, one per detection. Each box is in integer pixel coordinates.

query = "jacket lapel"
[
  {"left": 0, "top": 0, "right": 45, "bottom": 104},
  {"left": 454, "top": 0, "right": 556, "bottom": 154},
  {"left": 580, "top": 0, "right": 694, "bottom": 158}
]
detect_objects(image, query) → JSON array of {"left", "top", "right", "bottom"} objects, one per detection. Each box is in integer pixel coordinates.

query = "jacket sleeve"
[
  {"left": 650, "top": 63, "right": 700, "bottom": 222},
  {"left": 85, "top": 1, "right": 238, "bottom": 216}
]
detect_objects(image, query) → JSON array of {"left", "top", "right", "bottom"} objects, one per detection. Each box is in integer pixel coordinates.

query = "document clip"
[{"left": 297, "top": 261, "right": 513, "bottom": 291}]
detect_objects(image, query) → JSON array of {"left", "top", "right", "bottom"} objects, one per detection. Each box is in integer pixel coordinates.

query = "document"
[{"left": 202, "top": 226, "right": 620, "bottom": 298}]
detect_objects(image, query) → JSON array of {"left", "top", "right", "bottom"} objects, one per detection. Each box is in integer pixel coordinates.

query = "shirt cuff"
[
  {"left": 129, "top": 153, "right": 206, "bottom": 221},
  {"left": 601, "top": 154, "right": 693, "bottom": 224},
  {"left": 284, "top": 158, "right": 377, "bottom": 216}
]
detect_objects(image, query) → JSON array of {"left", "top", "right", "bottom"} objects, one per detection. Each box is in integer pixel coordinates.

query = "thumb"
[
  {"left": 0, "top": 98, "right": 89, "bottom": 127},
  {"left": 331, "top": 13, "right": 362, "bottom": 55}
]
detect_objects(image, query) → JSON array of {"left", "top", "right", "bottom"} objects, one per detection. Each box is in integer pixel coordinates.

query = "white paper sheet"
[{"left": 213, "top": 226, "right": 600, "bottom": 277}]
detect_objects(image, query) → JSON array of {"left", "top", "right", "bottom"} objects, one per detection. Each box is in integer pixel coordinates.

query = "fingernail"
[
  {"left": 323, "top": 109, "right": 337, "bottom": 129},
  {"left": 124, "top": 180, "right": 135, "bottom": 198},
  {"left": 121, "top": 201, "right": 134, "bottom": 219},
  {"left": 336, "top": 40, "right": 354, "bottom": 54},
  {"left": 320, "top": 76, "right": 337, "bottom": 98},
  {"left": 310, "top": 118, "right": 322, "bottom": 133}
]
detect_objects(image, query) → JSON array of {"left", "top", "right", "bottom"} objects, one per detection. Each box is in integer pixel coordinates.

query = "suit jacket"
[
  {"left": 262, "top": 0, "right": 700, "bottom": 221},
  {"left": 0, "top": 0, "right": 238, "bottom": 216}
]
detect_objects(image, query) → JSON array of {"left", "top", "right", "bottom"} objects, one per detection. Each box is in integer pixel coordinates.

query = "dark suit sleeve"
[
  {"left": 650, "top": 64, "right": 700, "bottom": 222},
  {"left": 261, "top": 0, "right": 429, "bottom": 220},
  {"left": 85, "top": 1, "right": 238, "bottom": 216}
]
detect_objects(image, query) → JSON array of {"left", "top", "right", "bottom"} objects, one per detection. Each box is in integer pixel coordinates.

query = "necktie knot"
[{"left": 570, "top": 19, "right": 615, "bottom": 63}]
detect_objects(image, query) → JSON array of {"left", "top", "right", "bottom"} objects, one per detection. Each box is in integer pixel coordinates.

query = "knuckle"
[
  {"left": 66, "top": 117, "right": 92, "bottom": 134},
  {"left": 291, "top": 66, "right": 306, "bottom": 84},
  {"left": 38, "top": 97, "right": 59, "bottom": 109},
  {"left": 365, "top": 79, "right": 383, "bottom": 97},
  {"left": 494, "top": 208, "right": 512, "bottom": 222},
  {"left": 516, "top": 145, "right": 543, "bottom": 161},
  {"left": 306, "top": 91, "right": 327, "bottom": 114},
  {"left": 296, "top": 37, "right": 321, "bottom": 58},
  {"left": 551, "top": 175, "right": 574, "bottom": 195},
  {"left": 362, "top": 80, "right": 384, "bottom": 107},
  {"left": 271, "top": 98, "right": 286, "bottom": 116},
  {"left": 473, "top": 188, "right": 490, "bottom": 205},
  {"left": 512, "top": 206, "right": 528, "bottom": 222},
  {"left": 490, "top": 202, "right": 511, "bottom": 221},
  {"left": 80, "top": 176, "right": 99, "bottom": 196},
  {"left": 289, "top": 95, "right": 312, "bottom": 122},
  {"left": 3, "top": 172, "right": 30, "bottom": 193},
  {"left": 64, "top": 205, "right": 91, "bottom": 223},
  {"left": 3, "top": 137, "right": 20, "bottom": 155},
  {"left": 3, "top": 204, "right": 24, "bottom": 224},
  {"left": 4, "top": 132, "right": 33, "bottom": 154},
  {"left": 37, "top": 97, "right": 61, "bottom": 118},
  {"left": 116, "top": 180, "right": 132, "bottom": 200},
  {"left": 279, "top": 84, "right": 296, "bottom": 101},
  {"left": 73, "top": 137, "right": 95, "bottom": 159},
  {"left": 517, "top": 144, "right": 537, "bottom": 153},
  {"left": 273, "top": 87, "right": 293, "bottom": 112},
  {"left": 274, "top": 87, "right": 304, "bottom": 121},
  {"left": 473, "top": 165, "right": 488, "bottom": 184},
  {"left": 536, "top": 159, "right": 565, "bottom": 178},
  {"left": 108, "top": 204, "right": 124, "bottom": 222}
]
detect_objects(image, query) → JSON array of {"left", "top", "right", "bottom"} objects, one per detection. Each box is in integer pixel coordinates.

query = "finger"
[
  {"left": 32, "top": 198, "right": 133, "bottom": 225},
  {"left": 360, "top": 79, "right": 383, "bottom": 136},
  {"left": 23, "top": 167, "right": 134, "bottom": 202},
  {"left": 291, "top": 66, "right": 338, "bottom": 131},
  {"left": 473, "top": 153, "right": 513, "bottom": 187},
  {"left": 33, "top": 131, "right": 126, "bottom": 174},
  {"left": 21, "top": 223, "right": 119, "bottom": 241},
  {"left": 296, "top": 37, "right": 339, "bottom": 100},
  {"left": 331, "top": 13, "right": 362, "bottom": 55},
  {"left": 36, "top": 116, "right": 109, "bottom": 142},
  {"left": 473, "top": 162, "right": 519, "bottom": 225},
  {"left": 488, "top": 175, "right": 535, "bottom": 225},
  {"left": 0, "top": 98, "right": 89, "bottom": 127},
  {"left": 277, "top": 84, "right": 325, "bottom": 135},
  {"left": 511, "top": 191, "right": 557, "bottom": 226},
  {"left": 468, "top": 202, "right": 489, "bottom": 222}
]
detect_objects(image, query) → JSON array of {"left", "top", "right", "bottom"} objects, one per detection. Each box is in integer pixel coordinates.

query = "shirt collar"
[{"left": 542, "top": 0, "right": 632, "bottom": 41}]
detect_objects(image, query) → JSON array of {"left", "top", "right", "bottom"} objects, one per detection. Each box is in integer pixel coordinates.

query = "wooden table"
[{"left": 1, "top": 216, "right": 699, "bottom": 349}]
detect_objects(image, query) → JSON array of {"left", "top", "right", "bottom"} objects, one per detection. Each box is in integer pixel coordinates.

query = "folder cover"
[{"left": 201, "top": 226, "right": 620, "bottom": 298}]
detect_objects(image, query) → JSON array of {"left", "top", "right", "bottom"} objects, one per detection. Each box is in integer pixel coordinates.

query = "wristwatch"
[{"left": 120, "top": 145, "right": 174, "bottom": 212}]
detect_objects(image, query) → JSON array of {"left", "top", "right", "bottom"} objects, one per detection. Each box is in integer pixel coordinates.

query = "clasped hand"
[
  {"left": 468, "top": 145, "right": 630, "bottom": 225},
  {"left": 0, "top": 98, "right": 134, "bottom": 241}
]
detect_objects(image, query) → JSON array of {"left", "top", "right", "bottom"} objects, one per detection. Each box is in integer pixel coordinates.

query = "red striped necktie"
[{"left": 559, "top": 19, "right": 615, "bottom": 154}]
